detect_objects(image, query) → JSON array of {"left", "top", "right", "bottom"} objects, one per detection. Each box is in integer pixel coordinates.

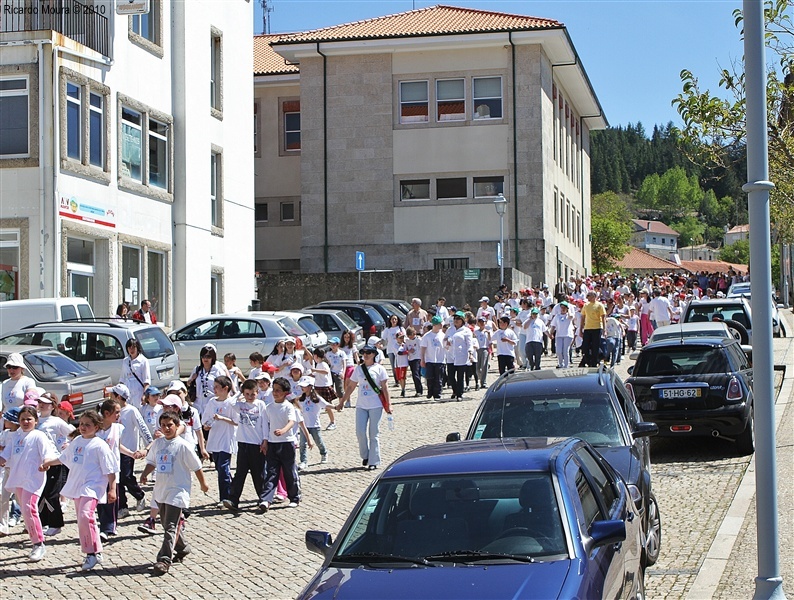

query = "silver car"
[
  {"left": 0, "top": 321, "right": 179, "bottom": 388},
  {"left": 251, "top": 311, "right": 329, "bottom": 350},
  {"left": 0, "top": 346, "right": 112, "bottom": 418},
  {"left": 170, "top": 313, "right": 303, "bottom": 377},
  {"left": 301, "top": 308, "right": 365, "bottom": 350}
]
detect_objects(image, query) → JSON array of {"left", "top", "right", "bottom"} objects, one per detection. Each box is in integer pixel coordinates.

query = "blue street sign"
[{"left": 356, "top": 251, "right": 365, "bottom": 271}]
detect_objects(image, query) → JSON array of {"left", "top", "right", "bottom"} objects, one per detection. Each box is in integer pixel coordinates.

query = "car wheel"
[
  {"left": 723, "top": 319, "right": 749, "bottom": 345},
  {"left": 642, "top": 493, "right": 661, "bottom": 567},
  {"left": 736, "top": 408, "right": 755, "bottom": 455}
]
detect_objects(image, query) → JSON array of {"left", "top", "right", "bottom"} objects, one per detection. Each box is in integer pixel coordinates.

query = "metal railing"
[{"left": 1, "top": 0, "right": 110, "bottom": 57}]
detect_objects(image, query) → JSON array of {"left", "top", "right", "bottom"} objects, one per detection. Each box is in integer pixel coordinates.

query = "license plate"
[
  {"left": 157, "top": 367, "right": 174, "bottom": 379},
  {"left": 661, "top": 388, "right": 701, "bottom": 399}
]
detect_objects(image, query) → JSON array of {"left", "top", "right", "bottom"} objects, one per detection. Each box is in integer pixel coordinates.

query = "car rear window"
[
  {"left": 298, "top": 317, "right": 323, "bottom": 335},
  {"left": 332, "top": 311, "right": 357, "bottom": 330},
  {"left": 634, "top": 347, "right": 729, "bottom": 376},
  {"left": 135, "top": 327, "right": 176, "bottom": 358},
  {"left": 278, "top": 317, "right": 307, "bottom": 337},
  {"left": 364, "top": 307, "right": 385, "bottom": 326},
  {"left": 472, "top": 393, "right": 623, "bottom": 447},
  {"left": 685, "top": 304, "right": 748, "bottom": 326},
  {"left": 23, "top": 351, "right": 93, "bottom": 380}
]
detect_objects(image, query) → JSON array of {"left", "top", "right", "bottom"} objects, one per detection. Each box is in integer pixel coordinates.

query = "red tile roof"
[
  {"left": 680, "top": 259, "right": 748, "bottom": 276},
  {"left": 632, "top": 219, "right": 680, "bottom": 236},
  {"left": 271, "top": 5, "right": 562, "bottom": 45},
  {"left": 616, "top": 247, "right": 681, "bottom": 272},
  {"left": 726, "top": 224, "right": 750, "bottom": 234},
  {"left": 254, "top": 34, "right": 300, "bottom": 76}
]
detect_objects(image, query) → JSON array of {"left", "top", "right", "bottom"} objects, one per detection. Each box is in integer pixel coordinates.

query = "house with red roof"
[
  {"left": 630, "top": 219, "right": 680, "bottom": 259},
  {"left": 253, "top": 5, "right": 607, "bottom": 284}
]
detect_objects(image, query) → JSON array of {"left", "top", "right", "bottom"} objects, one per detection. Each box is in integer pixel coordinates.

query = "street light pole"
[{"left": 494, "top": 194, "right": 507, "bottom": 287}]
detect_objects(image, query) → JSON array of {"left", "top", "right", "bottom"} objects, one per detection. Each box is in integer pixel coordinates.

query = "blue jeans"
[
  {"left": 606, "top": 337, "right": 620, "bottom": 367},
  {"left": 355, "top": 406, "right": 383, "bottom": 466},
  {"left": 300, "top": 427, "right": 327, "bottom": 463},
  {"left": 212, "top": 451, "right": 232, "bottom": 501}
]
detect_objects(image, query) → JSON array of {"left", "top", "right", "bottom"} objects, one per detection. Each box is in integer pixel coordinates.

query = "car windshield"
[
  {"left": 334, "top": 473, "right": 566, "bottom": 564},
  {"left": 633, "top": 347, "right": 729, "bottom": 376},
  {"left": 21, "top": 351, "right": 93, "bottom": 380},
  {"left": 335, "top": 311, "right": 358, "bottom": 330},
  {"left": 277, "top": 317, "right": 307, "bottom": 337},
  {"left": 472, "top": 394, "right": 623, "bottom": 447},
  {"left": 136, "top": 328, "right": 176, "bottom": 359}
]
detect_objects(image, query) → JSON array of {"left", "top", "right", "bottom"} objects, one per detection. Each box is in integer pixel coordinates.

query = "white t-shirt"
[
  {"left": 420, "top": 330, "right": 446, "bottom": 364},
  {"left": 37, "top": 415, "right": 75, "bottom": 451},
  {"left": 447, "top": 326, "right": 473, "bottom": 366},
  {"left": 202, "top": 398, "right": 237, "bottom": 454},
  {"left": 231, "top": 400, "right": 267, "bottom": 445},
  {"left": 394, "top": 343, "right": 410, "bottom": 368},
  {"left": 550, "top": 313, "right": 576, "bottom": 339},
  {"left": 525, "top": 317, "right": 547, "bottom": 343},
  {"left": 147, "top": 435, "right": 203, "bottom": 509},
  {"left": 140, "top": 404, "right": 163, "bottom": 437},
  {"left": 2, "top": 376, "right": 36, "bottom": 412},
  {"left": 403, "top": 336, "right": 421, "bottom": 362},
  {"left": 193, "top": 363, "right": 229, "bottom": 415},
  {"left": 493, "top": 328, "right": 518, "bottom": 357},
  {"left": 119, "top": 404, "right": 153, "bottom": 451},
  {"left": 477, "top": 306, "right": 495, "bottom": 322},
  {"left": 311, "top": 361, "right": 332, "bottom": 388},
  {"left": 1, "top": 429, "right": 58, "bottom": 495},
  {"left": 97, "top": 422, "right": 124, "bottom": 475},
  {"left": 180, "top": 406, "right": 202, "bottom": 448},
  {"left": 350, "top": 363, "right": 389, "bottom": 411},
  {"left": 339, "top": 346, "right": 357, "bottom": 369},
  {"left": 59, "top": 436, "right": 116, "bottom": 502},
  {"left": 326, "top": 349, "right": 347, "bottom": 375},
  {"left": 474, "top": 328, "right": 490, "bottom": 349},
  {"left": 383, "top": 326, "right": 405, "bottom": 355},
  {"left": 120, "top": 355, "right": 151, "bottom": 408},
  {"left": 263, "top": 401, "right": 299, "bottom": 444},
  {"left": 299, "top": 396, "right": 331, "bottom": 429}
]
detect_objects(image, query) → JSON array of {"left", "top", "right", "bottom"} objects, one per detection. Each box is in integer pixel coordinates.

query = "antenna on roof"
[{"left": 260, "top": 0, "right": 274, "bottom": 34}]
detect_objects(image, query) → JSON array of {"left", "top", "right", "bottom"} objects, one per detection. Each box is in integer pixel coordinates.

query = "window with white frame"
[
  {"left": 400, "top": 180, "right": 430, "bottom": 201},
  {"left": 559, "top": 193, "right": 566, "bottom": 237},
  {"left": 436, "top": 79, "right": 464, "bottom": 122},
  {"left": 121, "top": 107, "right": 143, "bottom": 182},
  {"left": 400, "top": 81, "right": 428, "bottom": 124},
  {"left": 61, "top": 70, "right": 108, "bottom": 172},
  {"left": 66, "top": 82, "right": 81, "bottom": 160},
  {"left": 131, "top": 0, "right": 159, "bottom": 44},
  {"left": 210, "top": 29, "right": 222, "bottom": 113},
  {"left": 89, "top": 92, "right": 104, "bottom": 167},
  {"left": 0, "top": 77, "right": 29, "bottom": 156},
  {"left": 148, "top": 118, "right": 168, "bottom": 189},
  {"left": 473, "top": 176, "right": 504, "bottom": 198},
  {"left": 211, "top": 151, "right": 222, "bottom": 228},
  {"left": 473, "top": 77, "right": 502, "bottom": 119}
]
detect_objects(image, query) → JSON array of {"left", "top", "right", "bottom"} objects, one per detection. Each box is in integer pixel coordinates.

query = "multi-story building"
[
  {"left": 0, "top": 0, "right": 254, "bottom": 326},
  {"left": 254, "top": 5, "right": 606, "bottom": 285},
  {"left": 630, "top": 219, "right": 679, "bottom": 259}
]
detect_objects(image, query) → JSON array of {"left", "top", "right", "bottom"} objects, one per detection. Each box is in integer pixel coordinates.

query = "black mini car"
[{"left": 626, "top": 337, "right": 754, "bottom": 454}]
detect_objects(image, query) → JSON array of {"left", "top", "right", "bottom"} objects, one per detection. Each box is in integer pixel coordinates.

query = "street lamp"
[{"left": 494, "top": 193, "right": 507, "bottom": 286}]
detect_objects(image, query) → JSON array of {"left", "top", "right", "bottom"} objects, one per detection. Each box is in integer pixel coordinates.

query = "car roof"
[
  {"left": 1, "top": 345, "right": 57, "bottom": 355},
  {"left": 688, "top": 298, "right": 748, "bottom": 305},
  {"left": 488, "top": 367, "right": 614, "bottom": 396},
  {"left": 18, "top": 320, "right": 157, "bottom": 332},
  {"left": 382, "top": 437, "right": 575, "bottom": 479},
  {"left": 250, "top": 310, "right": 311, "bottom": 319},
  {"left": 651, "top": 322, "right": 730, "bottom": 336},
  {"left": 640, "top": 337, "right": 734, "bottom": 350}
]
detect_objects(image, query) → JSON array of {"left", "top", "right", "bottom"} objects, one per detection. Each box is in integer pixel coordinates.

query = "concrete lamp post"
[{"left": 494, "top": 193, "right": 507, "bottom": 287}]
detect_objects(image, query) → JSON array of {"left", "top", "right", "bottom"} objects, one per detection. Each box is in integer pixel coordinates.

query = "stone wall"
[{"left": 255, "top": 268, "right": 532, "bottom": 311}]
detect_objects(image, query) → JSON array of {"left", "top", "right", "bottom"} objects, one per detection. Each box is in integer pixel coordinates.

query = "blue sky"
[{"left": 255, "top": 0, "right": 746, "bottom": 132}]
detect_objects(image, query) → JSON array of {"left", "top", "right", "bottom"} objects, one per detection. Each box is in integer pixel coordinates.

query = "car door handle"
[{"left": 613, "top": 542, "right": 622, "bottom": 552}]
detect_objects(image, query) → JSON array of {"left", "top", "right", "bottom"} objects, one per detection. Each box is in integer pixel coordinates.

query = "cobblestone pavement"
[{"left": 1, "top": 339, "right": 790, "bottom": 599}]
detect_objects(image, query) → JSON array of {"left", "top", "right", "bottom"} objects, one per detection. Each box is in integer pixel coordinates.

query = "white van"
[{"left": 0, "top": 298, "right": 95, "bottom": 335}]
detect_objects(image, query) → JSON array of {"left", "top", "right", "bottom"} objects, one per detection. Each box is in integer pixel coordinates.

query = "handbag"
[{"left": 360, "top": 364, "right": 391, "bottom": 414}]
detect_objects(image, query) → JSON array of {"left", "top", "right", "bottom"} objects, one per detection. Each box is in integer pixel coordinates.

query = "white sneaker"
[
  {"left": 287, "top": 501, "right": 299, "bottom": 508},
  {"left": 298, "top": 462, "right": 308, "bottom": 471},
  {"left": 29, "top": 544, "right": 46, "bottom": 562},
  {"left": 320, "top": 454, "right": 329, "bottom": 464},
  {"left": 135, "top": 497, "right": 148, "bottom": 512},
  {"left": 82, "top": 554, "right": 100, "bottom": 571},
  {"left": 326, "top": 423, "right": 336, "bottom": 431},
  {"left": 44, "top": 527, "right": 61, "bottom": 537}
]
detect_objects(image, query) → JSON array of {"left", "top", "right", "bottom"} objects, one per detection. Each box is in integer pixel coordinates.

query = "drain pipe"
[
  {"left": 316, "top": 42, "right": 328, "bottom": 273},
  {"left": 508, "top": 32, "right": 518, "bottom": 274},
  {"left": 51, "top": 46, "right": 113, "bottom": 295}
]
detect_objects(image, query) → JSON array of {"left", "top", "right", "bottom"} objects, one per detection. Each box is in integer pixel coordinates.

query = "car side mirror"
[
  {"left": 629, "top": 351, "right": 640, "bottom": 361},
  {"left": 632, "top": 422, "right": 658, "bottom": 439},
  {"left": 627, "top": 366, "right": 634, "bottom": 375},
  {"left": 305, "top": 530, "right": 334, "bottom": 559},
  {"left": 589, "top": 519, "right": 626, "bottom": 550},
  {"left": 446, "top": 432, "right": 461, "bottom": 442}
]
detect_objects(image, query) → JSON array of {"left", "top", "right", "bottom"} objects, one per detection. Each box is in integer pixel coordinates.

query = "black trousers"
[
  {"left": 526, "top": 341, "right": 543, "bottom": 370},
  {"left": 408, "top": 359, "right": 423, "bottom": 394},
  {"left": 424, "top": 362, "right": 444, "bottom": 399},
  {"left": 497, "top": 355, "right": 515, "bottom": 374},
  {"left": 262, "top": 442, "right": 300, "bottom": 504},
  {"left": 230, "top": 442, "right": 266, "bottom": 504},
  {"left": 119, "top": 454, "right": 144, "bottom": 509},
  {"left": 582, "top": 329, "right": 603, "bottom": 367},
  {"left": 450, "top": 364, "right": 467, "bottom": 398},
  {"left": 38, "top": 464, "right": 68, "bottom": 528}
]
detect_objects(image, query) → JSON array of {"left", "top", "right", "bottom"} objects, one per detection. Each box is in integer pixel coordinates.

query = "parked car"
[
  {"left": 447, "top": 366, "right": 661, "bottom": 567},
  {"left": 251, "top": 311, "right": 329, "bottom": 351},
  {"left": 170, "top": 313, "right": 306, "bottom": 376},
  {"left": 0, "top": 346, "right": 112, "bottom": 418},
  {"left": 303, "top": 303, "right": 385, "bottom": 338},
  {"left": 299, "top": 437, "right": 645, "bottom": 600},
  {"left": 682, "top": 296, "right": 785, "bottom": 341},
  {"left": 0, "top": 297, "right": 94, "bottom": 335},
  {"left": 316, "top": 300, "right": 405, "bottom": 325},
  {"left": 364, "top": 298, "right": 412, "bottom": 315},
  {"left": 725, "top": 284, "right": 787, "bottom": 337},
  {"left": 626, "top": 337, "right": 754, "bottom": 454},
  {"left": 647, "top": 321, "right": 732, "bottom": 345},
  {"left": 0, "top": 321, "right": 179, "bottom": 388},
  {"left": 301, "top": 308, "right": 364, "bottom": 350}
]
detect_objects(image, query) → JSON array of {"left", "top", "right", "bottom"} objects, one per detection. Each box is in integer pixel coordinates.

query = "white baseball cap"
[{"left": 297, "top": 376, "right": 315, "bottom": 388}]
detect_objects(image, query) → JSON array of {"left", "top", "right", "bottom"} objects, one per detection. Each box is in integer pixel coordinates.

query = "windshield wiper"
[
  {"left": 424, "top": 550, "right": 535, "bottom": 564},
  {"left": 333, "top": 552, "right": 436, "bottom": 567}
]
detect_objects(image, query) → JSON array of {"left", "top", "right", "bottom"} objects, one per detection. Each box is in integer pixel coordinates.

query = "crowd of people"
[{"left": 0, "top": 268, "right": 748, "bottom": 573}]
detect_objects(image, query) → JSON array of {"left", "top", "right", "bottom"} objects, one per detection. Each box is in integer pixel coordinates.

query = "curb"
[{"left": 686, "top": 314, "right": 794, "bottom": 599}]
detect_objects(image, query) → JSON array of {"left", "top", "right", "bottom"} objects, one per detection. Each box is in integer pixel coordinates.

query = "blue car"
[{"left": 299, "top": 438, "right": 645, "bottom": 599}]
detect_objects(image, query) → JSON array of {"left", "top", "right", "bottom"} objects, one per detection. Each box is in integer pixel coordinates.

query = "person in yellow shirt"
[{"left": 579, "top": 291, "right": 606, "bottom": 367}]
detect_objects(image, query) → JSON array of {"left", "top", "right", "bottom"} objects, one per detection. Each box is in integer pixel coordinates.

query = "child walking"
[
  {"left": 112, "top": 383, "right": 153, "bottom": 517},
  {"left": 40, "top": 410, "right": 117, "bottom": 571},
  {"left": 140, "top": 411, "right": 209, "bottom": 574},
  {"left": 393, "top": 332, "right": 410, "bottom": 397},
  {"left": 201, "top": 376, "right": 237, "bottom": 506},
  {"left": 309, "top": 348, "right": 337, "bottom": 430},
  {"left": 259, "top": 377, "right": 301, "bottom": 511},
  {"left": 0, "top": 406, "right": 59, "bottom": 561},
  {"left": 325, "top": 338, "right": 347, "bottom": 400},
  {"left": 227, "top": 379, "right": 268, "bottom": 512},
  {"left": 296, "top": 377, "right": 331, "bottom": 471}
]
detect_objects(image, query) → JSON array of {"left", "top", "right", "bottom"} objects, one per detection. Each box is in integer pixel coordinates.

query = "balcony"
[{"left": 1, "top": 0, "right": 110, "bottom": 57}]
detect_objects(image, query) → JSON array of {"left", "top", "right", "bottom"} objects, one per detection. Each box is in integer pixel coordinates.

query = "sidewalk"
[{"left": 687, "top": 309, "right": 794, "bottom": 599}]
